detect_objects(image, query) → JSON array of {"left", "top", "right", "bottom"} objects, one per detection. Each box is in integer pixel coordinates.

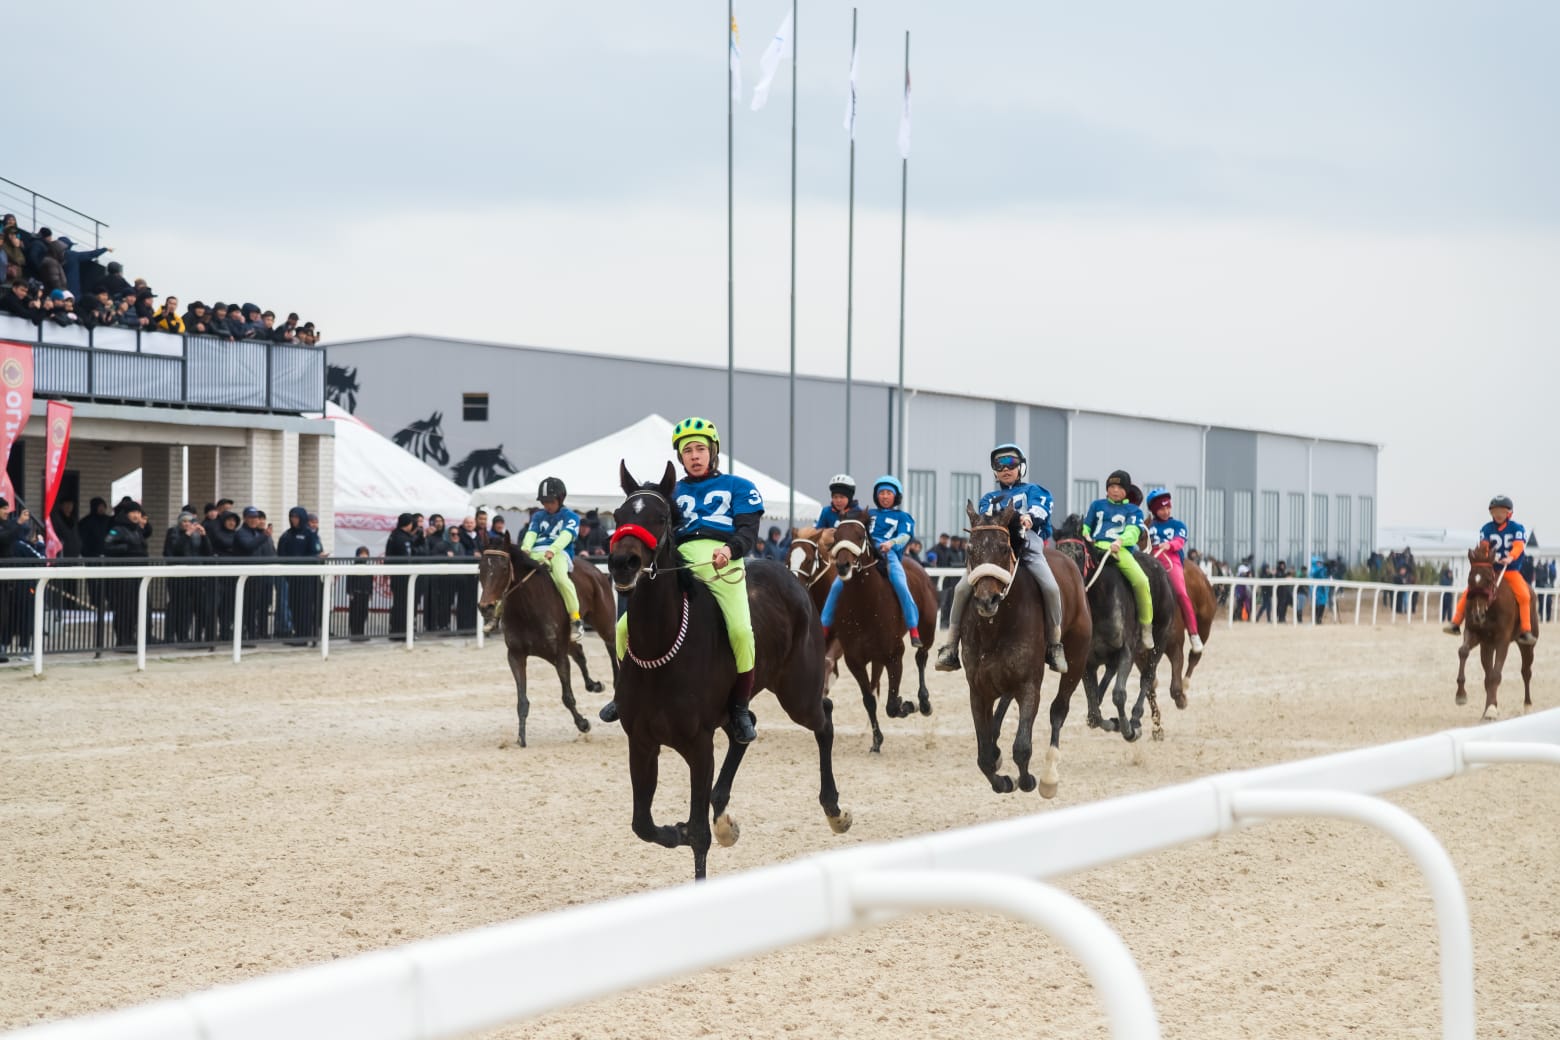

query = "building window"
[
  {"left": 1335, "top": 494, "right": 1352, "bottom": 563},
  {"left": 1232, "top": 490, "right": 1253, "bottom": 564},
  {"left": 1287, "top": 492, "right": 1305, "bottom": 567},
  {"left": 1072, "top": 479, "right": 1099, "bottom": 518},
  {"left": 1312, "top": 493, "right": 1329, "bottom": 559},
  {"left": 907, "top": 470, "right": 936, "bottom": 549},
  {"left": 462, "top": 393, "right": 489, "bottom": 422},
  {"left": 1261, "top": 490, "right": 1280, "bottom": 567},
  {"left": 1175, "top": 485, "right": 1198, "bottom": 537},
  {"left": 949, "top": 471, "right": 982, "bottom": 536},
  {"left": 1204, "top": 488, "right": 1225, "bottom": 561},
  {"left": 1359, "top": 495, "right": 1375, "bottom": 562}
]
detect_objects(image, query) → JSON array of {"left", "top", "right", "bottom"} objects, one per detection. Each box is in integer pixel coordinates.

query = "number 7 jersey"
[{"left": 674, "top": 472, "right": 765, "bottom": 540}]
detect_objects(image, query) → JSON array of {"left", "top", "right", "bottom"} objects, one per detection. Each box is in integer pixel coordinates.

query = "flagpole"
[
  {"left": 727, "top": 0, "right": 736, "bottom": 474},
  {"left": 844, "top": 7, "right": 857, "bottom": 476},
  {"left": 896, "top": 29, "right": 909, "bottom": 476},
  {"left": 787, "top": 1, "right": 798, "bottom": 530}
]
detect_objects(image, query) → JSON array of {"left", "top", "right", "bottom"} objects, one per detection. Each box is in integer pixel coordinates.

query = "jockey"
[
  {"left": 1082, "top": 470, "right": 1155, "bottom": 650},
  {"left": 1445, "top": 495, "right": 1537, "bottom": 645},
  {"left": 521, "top": 477, "right": 583, "bottom": 643},
  {"left": 935, "top": 443, "right": 1068, "bottom": 674},
  {"left": 610, "top": 416, "right": 763, "bottom": 743},
  {"left": 820, "top": 475, "right": 923, "bottom": 648},
  {"left": 815, "top": 474, "right": 861, "bottom": 528},
  {"left": 1145, "top": 488, "right": 1204, "bottom": 653}
]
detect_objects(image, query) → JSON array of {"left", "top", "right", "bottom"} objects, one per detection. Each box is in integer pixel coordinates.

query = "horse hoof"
[
  {"left": 1038, "top": 780, "right": 1059, "bottom": 799},
  {"left": 1455, "top": 692, "right": 1468, "bottom": 706},
  {"left": 1087, "top": 715, "right": 1103, "bottom": 730},
  {"left": 994, "top": 775, "right": 1015, "bottom": 794},
  {"left": 1172, "top": 693, "right": 1188, "bottom": 710},
  {"left": 1103, "top": 719, "right": 1120, "bottom": 733},
  {"left": 1018, "top": 775, "right": 1037, "bottom": 793},
  {"left": 575, "top": 717, "right": 591, "bottom": 734},
  {"left": 1151, "top": 726, "right": 1165, "bottom": 742},
  {"left": 714, "top": 813, "right": 740, "bottom": 847},
  {"left": 1123, "top": 725, "right": 1141, "bottom": 744},
  {"left": 918, "top": 697, "right": 932, "bottom": 717},
  {"left": 586, "top": 680, "right": 604, "bottom": 693},
  {"left": 870, "top": 740, "right": 883, "bottom": 754},
  {"left": 828, "top": 810, "right": 853, "bottom": 834},
  {"left": 1481, "top": 705, "right": 1499, "bottom": 722}
]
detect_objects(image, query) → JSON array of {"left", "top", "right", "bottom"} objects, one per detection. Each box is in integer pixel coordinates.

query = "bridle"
[
  {"left": 610, "top": 486, "right": 691, "bottom": 669},
  {"left": 966, "top": 522, "right": 1019, "bottom": 601},
  {"left": 1054, "top": 536, "right": 1095, "bottom": 578},
  {"left": 480, "top": 546, "right": 536, "bottom": 601},
  {"left": 832, "top": 518, "right": 873, "bottom": 578},
  {"left": 788, "top": 536, "right": 834, "bottom": 588}
]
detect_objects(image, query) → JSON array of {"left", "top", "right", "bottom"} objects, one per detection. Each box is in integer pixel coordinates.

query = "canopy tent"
[
  {"left": 468, "top": 414, "right": 822, "bottom": 525},
  {"left": 319, "top": 403, "right": 473, "bottom": 556}
]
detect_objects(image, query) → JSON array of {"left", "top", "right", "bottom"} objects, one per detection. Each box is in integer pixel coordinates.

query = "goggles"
[{"left": 992, "top": 455, "right": 1022, "bottom": 469}]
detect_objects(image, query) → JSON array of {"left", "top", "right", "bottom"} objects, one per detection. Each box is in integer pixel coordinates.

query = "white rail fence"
[
  {"left": 7, "top": 710, "right": 1558, "bottom": 1040},
  {"left": 1207, "top": 575, "right": 1558, "bottom": 628}
]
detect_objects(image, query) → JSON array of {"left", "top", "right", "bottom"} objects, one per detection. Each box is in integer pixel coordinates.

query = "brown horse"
[
  {"left": 1149, "top": 549, "right": 1217, "bottom": 714},
  {"left": 1454, "top": 541, "right": 1536, "bottom": 720},
  {"left": 476, "top": 535, "right": 618, "bottom": 747},
  {"left": 827, "top": 516, "right": 940, "bottom": 752},
  {"left": 959, "top": 502, "right": 1092, "bottom": 795},
  {"left": 608, "top": 462, "right": 851, "bottom": 880},
  {"left": 786, "top": 526, "right": 846, "bottom": 689}
]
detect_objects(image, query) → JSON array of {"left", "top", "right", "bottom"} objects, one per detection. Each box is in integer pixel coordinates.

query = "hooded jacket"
[
  {"left": 38, "top": 241, "right": 67, "bottom": 292},
  {"left": 276, "top": 506, "right": 323, "bottom": 559},
  {"left": 102, "top": 512, "right": 149, "bottom": 558},
  {"left": 209, "top": 513, "right": 242, "bottom": 557}
]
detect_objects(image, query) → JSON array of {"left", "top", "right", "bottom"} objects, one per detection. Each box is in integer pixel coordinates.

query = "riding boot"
[
  {"left": 935, "top": 579, "right": 972, "bottom": 671},
  {"left": 1139, "top": 622, "right": 1155, "bottom": 651},
  {"left": 569, "top": 617, "right": 584, "bottom": 644},
  {"left": 728, "top": 670, "right": 757, "bottom": 744},
  {"left": 820, "top": 625, "right": 831, "bottom": 645},
  {"left": 598, "top": 700, "right": 619, "bottom": 723},
  {"left": 1044, "top": 624, "right": 1068, "bottom": 673},
  {"left": 1442, "top": 623, "right": 1460, "bottom": 636},
  {"left": 908, "top": 626, "right": 923, "bottom": 648},
  {"left": 1189, "top": 633, "right": 1204, "bottom": 653},
  {"left": 1518, "top": 630, "right": 1538, "bottom": 646}
]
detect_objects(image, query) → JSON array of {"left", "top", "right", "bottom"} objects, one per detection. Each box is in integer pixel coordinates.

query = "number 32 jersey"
[{"left": 674, "top": 472, "right": 764, "bottom": 541}]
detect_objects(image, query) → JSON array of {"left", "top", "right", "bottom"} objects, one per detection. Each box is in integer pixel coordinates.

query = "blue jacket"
[
  {"left": 978, "top": 481, "right": 1054, "bottom": 540},
  {"left": 1147, "top": 518, "right": 1188, "bottom": 561},
  {"left": 1082, "top": 498, "right": 1147, "bottom": 549},
  {"left": 675, "top": 471, "right": 764, "bottom": 556},
  {"left": 524, "top": 506, "right": 581, "bottom": 558},
  {"left": 868, "top": 508, "right": 915, "bottom": 557},
  {"left": 814, "top": 500, "right": 861, "bottom": 529},
  {"left": 1478, "top": 519, "right": 1526, "bottom": 569}
]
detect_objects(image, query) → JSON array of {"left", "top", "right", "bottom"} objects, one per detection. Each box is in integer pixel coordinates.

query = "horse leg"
[
  {"left": 884, "top": 650, "right": 910, "bottom": 720},
  {"left": 1111, "top": 646, "right": 1138, "bottom": 741},
  {"left": 847, "top": 656, "right": 885, "bottom": 753},
  {"left": 628, "top": 736, "right": 682, "bottom": 849},
  {"left": 1040, "top": 675, "right": 1079, "bottom": 799},
  {"left": 710, "top": 734, "right": 751, "bottom": 848},
  {"left": 1084, "top": 661, "right": 1107, "bottom": 730},
  {"left": 570, "top": 641, "right": 605, "bottom": 695},
  {"left": 1520, "top": 644, "right": 1534, "bottom": 713},
  {"left": 813, "top": 697, "right": 851, "bottom": 833},
  {"left": 679, "top": 739, "right": 716, "bottom": 881},
  {"left": 1482, "top": 642, "right": 1506, "bottom": 722},
  {"left": 914, "top": 643, "right": 933, "bottom": 716},
  {"left": 1012, "top": 685, "right": 1041, "bottom": 793},
  {"left": 553, "top": 654, "right": 591, "bottom": 734},
  {"left": 970, "top": 686, "right": 1014, "bottom": 793},
  {"left": 506, "top": 651, "right": 531, "bottom": 748},
  {"left": 1454, "top": 633, "right": 1472, "bottom": 706},
  {"left": 822, "top": 638, "right": 844, "bottom": 694},
  {"left": 1137, "top": 651, "right": 1162, "bottom": 742},
  {"left": 1169, "top": 642, "right": 1188, "bottom": 710}
]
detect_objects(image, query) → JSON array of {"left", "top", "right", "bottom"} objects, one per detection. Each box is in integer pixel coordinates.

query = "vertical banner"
[
  {"left": 43, "top": 400, "right": 74, "bottom": 558},
  {"left": 0, "top": 340, "right": 35, "bottom": 509}
]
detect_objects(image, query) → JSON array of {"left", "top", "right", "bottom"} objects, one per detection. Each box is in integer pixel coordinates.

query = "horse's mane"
[
  {"left": 1055, "top": 513, "right": 1086, "bottom": 541},
  {"left": 1471, "top": 541, "right": 1496, "bottom": 565}
]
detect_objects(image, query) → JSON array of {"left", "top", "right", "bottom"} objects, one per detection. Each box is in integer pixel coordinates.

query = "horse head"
[
  {"left": 788, "top": 526, "right": 835, "bottom": 587},
  {"left": 610, "top": 460, "right": 678, "bottom": 592},
  {"left": 1052, "top": 513, "right": 1093, "bottom": 577},
  {"left": 476, "top": 532, "right": 521, "bottom": 615},
  {"left": 1466, "top": 542, "right": 1498, "bottom": 618},
  {"left": 965, "top": 500, "right": 1020, "bottom": 618},
  {"left": 830, "top": 515, "right": 873, "bottom": 580}
]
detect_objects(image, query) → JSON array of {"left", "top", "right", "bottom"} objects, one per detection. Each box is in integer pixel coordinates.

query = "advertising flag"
[
  {"left": 750, "top": 7, "right": 793, "bottom": 111},
  {"left": 0, "top": 340, "right": 34, "bottom": 509},
  {"left": 43, "top": 400, "right": 73, "bottom": 558}
]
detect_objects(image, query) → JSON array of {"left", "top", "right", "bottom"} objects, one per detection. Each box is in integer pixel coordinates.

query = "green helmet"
[{"left": 672, "top": 416, "right": 721, "bottom": 453}]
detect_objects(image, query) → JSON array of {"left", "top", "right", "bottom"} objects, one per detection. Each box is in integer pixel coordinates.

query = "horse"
[
  {"left": 1054, "top": 514, "right": 1174, "bottom": 742},
  {"left": 475, "top": 535, "right": 619, "bottom": 747},
  {"left": 325, "top": 363, "right": 359, "bottom": 413},
  {"left": 392, "top": 411, "right": 450, "bottom": 467},
  {"left": 786, "top": 526, "right": 846, "bottom": 689},
  {"left": 452, "top": 445, "right": 518, "bottom": 489},
  {"left": 609, "top": 461, "right": 851, "bottom": 880},
  {"left": 959, "top": 502, "right": 1091, "bottom": 796},
  {"left": 826, "top": 516, "right": 940, "bottom": 752},
  {"left": 1148, "top": 547, "right": 1217, "bottom": 711},
  {"left": 1454, "top": 541, "right": 1536, "bottom": 720}
]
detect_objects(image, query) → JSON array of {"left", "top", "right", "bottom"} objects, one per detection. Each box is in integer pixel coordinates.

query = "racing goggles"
[{"left": 992, "top": 454, "right": 1022, "bottom": 470}]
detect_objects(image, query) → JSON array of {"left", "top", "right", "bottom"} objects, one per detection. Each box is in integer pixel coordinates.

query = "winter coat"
[
  {"left": 38, "top": 241, "right": 67, "bottom": 292},
  {"left": 384, "top": 527, "right": 418, "bottom": 560},
  {"left": 234, "top": 522, "right": 276, "bottom": 558},
  {"left": 78, "top": 510, "right": 114, "bottom": 557},
  {"left": 102, "top": 514, "right": 149, "bottom": 559},
  {"left": 276, "top": 507, "right": 323, "bottom": 559},
  {"left": 209, "top": 515, "right": 242, "bottom": 557},
  {"left": 62, "top": 246, "right": 107, "bottom": 298},
  {"left": 49, "top": 505, "right": 82, "bottom": 559}
]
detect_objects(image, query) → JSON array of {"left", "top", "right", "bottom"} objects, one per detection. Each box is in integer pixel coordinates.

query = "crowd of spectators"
[{"left": 0, "top": 215, "right": 320, "bottom": 344}]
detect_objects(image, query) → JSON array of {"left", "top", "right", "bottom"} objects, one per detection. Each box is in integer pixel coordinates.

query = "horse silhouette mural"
[
  {"left": 392, "top": 412, "right": 450, "bottom": 467},
  {"left": 325, "top": 364, "right": 360, "bottom": 413},
  {"left": 452, "top": 446, "right": 518, "bottom": 489}
]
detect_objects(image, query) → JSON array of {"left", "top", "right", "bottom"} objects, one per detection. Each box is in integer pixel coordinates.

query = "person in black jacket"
[
  {"left": 234, "top": 507, "right": 276, "bottom": 639},
  {"left": 385, "top": 513, "right": 418, "bottom": 638},
  {"left": 276, "top": 505, "right": 324, "bottom": 641},
  {"left": 161, "top": 511, "right": 209, "bottom": 643},
  {"left": 209, "top": 510, "right": 242, "bottom": 640},
  {"left": 101, "top": 501, "right": 149, "bottom": 647},
  {"left": 347, "top": 546, "right": 375, "bottom": 640}
]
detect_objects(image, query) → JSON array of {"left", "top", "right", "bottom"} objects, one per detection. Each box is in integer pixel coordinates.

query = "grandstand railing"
[
  {"left": 5, "top": 708, "right": 1555, "bottom": 1040},
  {"left": 0, "top": 560, "right": 482, "bottom": 674},
  {"left": 0, "top": 316, "right": 324, "bottom": 414},
  {"left": 0, "top": 176, "right": 107, "bottom": 249}
]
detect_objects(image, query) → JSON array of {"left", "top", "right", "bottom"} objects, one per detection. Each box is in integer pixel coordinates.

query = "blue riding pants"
[{"left": 823, "top": 551, "right": 918, "bottom": 630}]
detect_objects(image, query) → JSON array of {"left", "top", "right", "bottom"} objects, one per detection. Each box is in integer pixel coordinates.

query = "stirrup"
[
  {"left": 728, "top": 703, "right": 757, "bottom": 744},
  {"left": 934, "top": 644, "right": 961, "bottom": 672}
]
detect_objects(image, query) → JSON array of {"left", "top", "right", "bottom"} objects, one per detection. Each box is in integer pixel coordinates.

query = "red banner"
[
  {"left": 0, "top": 340, "right": 35, "bottom": 510},
  {"left": 43, "top": 400, "right": 73, "bottom": 558}
]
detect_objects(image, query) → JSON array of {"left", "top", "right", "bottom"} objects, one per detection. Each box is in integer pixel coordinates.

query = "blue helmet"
[
  {"left": 990, "top": 443, "right": 1027, "bottom": 479},
  {"left": 1146, "top": 487, "right": 1171, "bottom": 511},
  {"left": 873, "top": 475, "right": 903, "bottom": 506}
]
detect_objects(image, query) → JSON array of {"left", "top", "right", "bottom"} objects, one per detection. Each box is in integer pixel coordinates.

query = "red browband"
[{"left": 610, "top": 524, "right": 659, "bottom": 552}]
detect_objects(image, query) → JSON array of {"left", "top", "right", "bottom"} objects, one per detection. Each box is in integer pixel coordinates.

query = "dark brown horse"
[
  {"left": 609, "top": 462, "right": 851, "bottom": 880},
  {"left": 827, "top": 516, "right": 940, "bottom": 752},
  {"left": 1454, "top": 541, "right": 1536, "bottom": 720},
  {"left": 476, "top": 535, "right": 618, "bottom": 747},
  {"left": 959, "top": 502, "right": 1092, "bottom": 795},
  {"left": 1149, "top": 549, "right": 1217, "bottom": 716},
  {"left": 785, "top": 526, "right": 845, "bottom": 690}
]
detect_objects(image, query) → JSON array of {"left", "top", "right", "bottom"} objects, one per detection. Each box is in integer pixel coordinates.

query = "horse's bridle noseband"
[
  {"left": 832, "top": 519, "right": 873, "bottom": 578},
  {"left": 788, "top": 536, "right": 834, "bottom": 587},
  {"left": 966, "top": 522, "right": 1019, "bottom": 600},
  {"left": 480, "top": 546, "right": 536, "bottom": 600}
]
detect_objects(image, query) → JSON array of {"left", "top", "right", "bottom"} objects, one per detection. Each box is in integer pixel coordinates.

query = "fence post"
[
  {"left": 406, "top": 574, "right": 418, "bottom": 649},
  {"left": 32, "top": 576, "right": 49, "bottom": 676},
  {"left": 233, "top": 576, "right": 247, "bottom": 663},
  {"left": 136, "top": 576, "right": 150, "bottom": 671},
  {"left": 320, "top": 573, "right": 334, "bottom": 660},
  {"left": 474, "top": 574, "right": 484, "bottom": 650}
]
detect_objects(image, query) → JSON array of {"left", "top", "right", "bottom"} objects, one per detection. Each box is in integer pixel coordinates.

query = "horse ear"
[
  {"left": 658, "top": 461, "right": 677, "bottom": 496},
  {"left": 620, "top": 460, "right": 638, "bottom": 496},
  {"left": 965, "top": 500, "right": 979, "bottom": 526},
  {"left": 1468, "top": 548, "right": 1476, "bottom": 563}
]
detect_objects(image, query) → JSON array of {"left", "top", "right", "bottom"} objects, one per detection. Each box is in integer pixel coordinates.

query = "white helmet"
[{"left": 828, "top": 474, "right": 856, "bottom": 497}]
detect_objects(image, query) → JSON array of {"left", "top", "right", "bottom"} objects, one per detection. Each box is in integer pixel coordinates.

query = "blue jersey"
[
  {"left": 525, "top": 507, "right": 581, "bottom": 558},
  {"left": 868, "top": 508, "right": 915, "bottom": 556},
  {"left": 1083, "top": 498, "right": 1147, "bottom": 548},
  {"left": 1147, "top": 518, "right": 1188, "bottom": 561},
  {"left": 977, "top": 481, "right": 1054, "bottom": 540},
  {"left": 674, "top": 472, "right": 763, "bottom": 541},
  {"left": 814, "top": 501, "right": 861, "bottom": 529},
  {"left": 1479, "top": 519, "right": 1527, "bottom": 568}
]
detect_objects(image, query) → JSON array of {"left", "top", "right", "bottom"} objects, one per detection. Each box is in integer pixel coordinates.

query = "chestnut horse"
[
  {"left": 1149, "top": 548, "right": 1217, "bottom": 715},
  {"left": 1454, "top": 540, "right": 1536, "bottom": 720},
  {"left": 827, "top": 516, "right": 940, "bottom": 752},
  {"left": 476, "top": 535, "right": 618, "bottom": 747},
  {"left": 609, "top": 462, "right": 851, "bottom": 880},
  {"left": 959, "top": 502, "right": 1092, "bottom": 795},
  {"left": 786, "top": 526, "right": 846, "bottom": 689}
]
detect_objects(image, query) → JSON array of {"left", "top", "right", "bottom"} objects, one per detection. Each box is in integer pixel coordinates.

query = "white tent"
[
  {"left": 468, "top": 414, "right": 822, "bottom": 525},
  {"left": 321, "top": 403, "right": 474, "bottom": 556}
]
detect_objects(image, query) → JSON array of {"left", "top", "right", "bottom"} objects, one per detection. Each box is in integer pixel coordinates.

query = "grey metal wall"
[{"left": 1206, "top": 427, "right": 1258, "bottom": 565}]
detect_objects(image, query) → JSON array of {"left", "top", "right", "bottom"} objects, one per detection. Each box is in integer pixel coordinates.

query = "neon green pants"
[
  {"left": 531, "top": 549, "right": 579, "bottom": 617},
  {"left": 1096, "top": 541, "right": 1152, "bottom": 624},
  {"left": 616, "top": 540, "right": 754, "bottom": 672}
]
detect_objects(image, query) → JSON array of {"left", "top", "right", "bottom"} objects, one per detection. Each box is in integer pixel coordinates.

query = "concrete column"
[
  {"left": 140, "top": 446, "right": 181, "bottom": 552},
  {"left": 281, "top": 430, "right": 299, "bottom": 512},
  {"left": 187, "top": 445, "right": 219, "bottom": 512},
  {"left": 297, "top": 433, "right": 336, "bottom": 554},
  {"left": 218, "top": 444, "right": 254, "bottom": 511}
]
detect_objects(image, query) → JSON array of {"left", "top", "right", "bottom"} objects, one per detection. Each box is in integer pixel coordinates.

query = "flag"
[
  {"left": 0, "top": 340, "right": 34, "bottom": 509},
  {"left": 43, "top": 401, "right": 73, "bottom": 558},
  {"left": 729, "top": 15, "right": 742, "bottom": 103},
  {"left": 897, "top": 65, "right": 912, "bottom": 158},
  {"left": 750, "top": 7, "right": 792, "bottom": 111},
  {"left": 842, "top": 42, "right": 858, "bottom": 139}
]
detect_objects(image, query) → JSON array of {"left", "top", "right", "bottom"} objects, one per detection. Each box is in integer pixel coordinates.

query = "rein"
[
  {"left": 625, "top": 592, "right": 691, "bottom": 669},
  {"left": 1084, "top": 536, "right": 1123, "bottom": 592},
  {"left": 481, "top": 547, "right": 537, "bottom": 598}
]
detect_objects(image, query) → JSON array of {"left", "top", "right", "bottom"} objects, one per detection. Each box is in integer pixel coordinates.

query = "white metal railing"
[
  {"left": 0, "top": 562, "right": 481, "bottom": 675},
  {"left": 6, "top": 710, "right": 1558, "bottom": 1040},
  {"left": 1207, "top": 575, "right": 1558, "bottom": 629}
]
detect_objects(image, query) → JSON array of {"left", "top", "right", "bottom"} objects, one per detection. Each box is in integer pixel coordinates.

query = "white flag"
[
  {"left": 842, "top": 44, "right": 858, "bottom": 139},
  {"left": 897, "top": 66, "right": 912, "bottom": 158},
  {"left": 750, "top": 8, "right": 792, "bottom": 111},
  {"left": 730, "top": 16, "right": 742, "bottom": 103}
]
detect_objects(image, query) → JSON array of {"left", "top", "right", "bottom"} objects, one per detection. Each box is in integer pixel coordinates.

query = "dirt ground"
[{"left": 4, "top": 621, "right": 1557, "bottom": 1038}]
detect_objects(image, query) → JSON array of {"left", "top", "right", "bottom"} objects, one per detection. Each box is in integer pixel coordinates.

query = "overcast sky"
[{"left": 8, "top": 1, "right": 1557, "bottom": 534}]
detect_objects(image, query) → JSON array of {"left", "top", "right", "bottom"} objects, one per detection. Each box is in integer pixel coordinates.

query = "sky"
[{"left": 7, "top": 1, "right": 1558, "bottom": 533}]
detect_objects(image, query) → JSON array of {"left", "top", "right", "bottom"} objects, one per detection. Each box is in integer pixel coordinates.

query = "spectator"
[
  {"left": 385, "top": 512, "right": 418, "bottom": 637},
  {"left": 347, "top": 546, "right": 374, "bottom": 640},
  {"left": 77, "top": 497, "right": 113, "bottom": 557},
  {"left": 446, "top": 525, "right": 478, "bottom": 632},
  {"left": 1234, "top": 557, "right": 1253, "bottom": 621},
  {"left": 207, "top": 302, "right": 236, "bottom": 338},
  {"left": 489, "top": 515, "right": 507, "bottom": 541},
  {"left": 46, "top": 290, "right": 79, "bottom": 326},
  {"left": 132, "top": 290, "right": 157, "bottom": 327},
  {"left": 153, "top": 295, "right": 184, "bottom": 334},
  {"left": 101, "top": 500, "right": 149, "bottom": 646},
  {"left": 162, "top": 511, "right": 209, "bottom": 643},
  {"left": 48, "top": 498, "right": 82, "bottom": 559},
  {"left": 1, "top": 227, "right": 26, "bottom": 279},
  {"left": 277, "top": 505, "right": 324, "bottom": 641},
  {"left": 906, "top": 538, "right": 924, "bottom": 563},
  {"left": 1439, "top": 564, "right": 1455, "bottom": 622},
  {"left": 760, "top": 526, "right": 786, "bottom": 561},
  {"left": 210, "top": 509, "right": 243, "bottom": 641},
  {"left": 472, "top": 509, "right": 491, "bottom": 550},
  {"left": 235, "top": 507, "right": 276, "bottom": 638},
  {"left": 56, "top": 237, "right": 109, "bottom": 298},
  {"left": 260, "top": 309, "right": 279, "bottom": 340},
  {"left": 180, "top": 300, "right": 212, "bottom": 336},
  {"left": 99, "top": 260, "right": 131, "bottom": 297},
  {"left": 1255, "top": 563, "right": 1273, "bottom": 622},
  {"left": 1274, "top": 559, "right": 1292, "bottom": 622},
  {"left": 1, "top": 280, "right": 32, "bottom": 319},
  {"left": 457, "top": 516, "right": 479, "bottom": 555},
  {"left": 79, "top": 285, "right": 114, "bottom": 328},
  {"left": 298, "top": 322, "right": 320, "bottom": 346},
  {"left": 579, "top": 510, "right": 610, "bottom": 556},
  {"left": 38, "top": 240, "right": 67, "bottom": 292},
  {"left": 280, "top": 311, "right": 301, "bottom": 340},
  {"left": 423, "top": 518, "right": 456, "bottom": 632},
  {"left": 23, "top": 226, "right": 52, "bottom": 276}
]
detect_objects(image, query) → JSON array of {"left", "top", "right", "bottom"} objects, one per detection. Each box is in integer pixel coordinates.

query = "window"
[
  {"left": 1175, "top": 484, "right": 1198, "bottom": 537},
  {"left": 1232, "top": 491, "right": 1253, "bottom": 563},
  {"left": 1072, "top": 479, "right": 1099, "bottom": 518},
  {"left": 1359, "top": 495, "right": 1375, "bottom": 561},
  {"left": 1261, "top": 490, "right": 1280, "bottom": 567},
  {"left": 1312, "top": 493, "right": 1329, "bottom": 559},
  {"left": 1335, "top": 494, "right": 1352, "bottom": 563},
  {"left": 462, "top": 393, "right": 488, "bottom": 422},
  {"left": 949, "top": 471, "right": 982, "bottom": 535},
  {"left": 907, "top": 470, "right": 936, "bottom": 548},
  {"left": 1204, "top": 488, "right": 1225, "bottom": 561},
  {"left": 1287, "top": 492, "right": 1305, "bottom": 566}
]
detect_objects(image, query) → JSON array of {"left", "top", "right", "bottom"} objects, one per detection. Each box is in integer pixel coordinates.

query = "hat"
[
  {"left": 106, "top": 260, "right": 123, "bottom": 273},
  {"left": 306, "top": 511, "right": 318, "bottom": 522},
  {"left": 49, "top": 289, "right": 66, "bottom": 301},
  {"left": 123, "top": 500, "right": 145, "bottom": 514},
  {"left": 243, "top": 506, "right": 261, "bottom": 518},
  {"left": 178, "top": 511, "right": 197, "bottom": 524},
  {"left": 190, "top": 300, "right": 206, "bottom": 309},
  {"left": 1106, "top": 469, "right": 1132, "bottom": 489},
  {"left": 242, "top": 302, "right": 259, "bottom": 315},
  {"left": 58, "top": 236, "right": 74, "bottom": 248}
]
